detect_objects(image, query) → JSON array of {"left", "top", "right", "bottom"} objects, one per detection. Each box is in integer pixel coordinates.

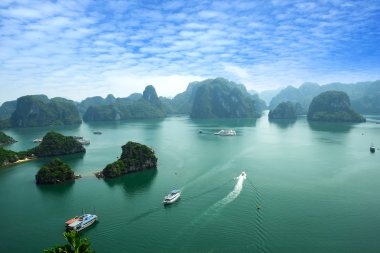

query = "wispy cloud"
[{"left": 0, "top": 0, "right": 380, "bottom": 102}]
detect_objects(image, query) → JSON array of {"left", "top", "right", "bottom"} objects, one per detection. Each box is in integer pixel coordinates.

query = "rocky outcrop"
[
  {"left": 29, "top": 131, "right": 86, "bottom": 157},
  {"left": 190, "top": 78, "right": 261, "bottom": 119},
  {"left": 307, "top": 91, "right": 366, "bottom": 122},
  {"left": 268, "top": 101, "right": 297, "bottom": 120},
  {"left": 99, "top": 141, "right": 157, "bottom": 179},
  {"left": 35, "top": 158, "right": 75, "bottom": 184}
]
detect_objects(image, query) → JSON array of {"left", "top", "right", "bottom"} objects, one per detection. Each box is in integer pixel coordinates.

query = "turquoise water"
[{"left": 1, "top": 113, "right": 379, "bottom": 252}]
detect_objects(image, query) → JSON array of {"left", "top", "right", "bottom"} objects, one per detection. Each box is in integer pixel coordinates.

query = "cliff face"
[
  {"left": 10, "top": 95, "right": 81, "bottom": 127},
  {"left": 190, "top": 78, "right": 260, "bottom": 119},
  {"left": 307, "top": 91, "right": 366, "bottom": 122},
  {"left": 268, "top": 101, "right": 297, "bottom": 120},
  {"left": 29, "top": 131, "right": 86, "bottom": 157},
  {"left": 102, "top": 141, "right": 157, "bottom": 179},
  {"left": 35, "top": 158, "right": 75, "bottom": 184}
]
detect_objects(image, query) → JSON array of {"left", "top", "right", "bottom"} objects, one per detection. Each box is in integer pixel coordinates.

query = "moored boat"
[
  {"left": 163, "top": 190, "right": 181, "bottom": 205},
  {"left": 33, "top": 138, "right": 43, "bottom": 143},
  {"left": 93, "top": 131, "right": 102, "bottom": 135},
  {"left": 65, "top": 214, "right": 98, "bottom": 232},
  {"left": 214, "top": 129, "right": 236, "bottom": 136}
]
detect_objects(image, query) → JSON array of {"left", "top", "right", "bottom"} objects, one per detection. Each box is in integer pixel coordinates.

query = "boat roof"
[
  {"left": 170, "top": 189, "right": 180, "bottom": 194},
  {"left": 68, "top": 220, "right": 81, "bottom": 227}
]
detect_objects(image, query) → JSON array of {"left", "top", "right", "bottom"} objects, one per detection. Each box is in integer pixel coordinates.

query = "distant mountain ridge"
[{"left": 269, "top": 80, "right": 380, "bottom": 114}]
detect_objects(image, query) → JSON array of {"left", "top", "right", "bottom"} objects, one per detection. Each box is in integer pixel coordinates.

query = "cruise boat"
[
  {"left": 72, "top": 136, "right": 90, "bottom": 145},
  {"left": 33, "top": 138, "right": 43, "bottom": 143},
  {"left": 66, "top": 214, "right": 98, "bottom": 232},
  {"left": 214, "top": 129, "right": 236, "bottom": 136},
  {"left": 163, "top": 190, "right": 181, "bottom": 205}
]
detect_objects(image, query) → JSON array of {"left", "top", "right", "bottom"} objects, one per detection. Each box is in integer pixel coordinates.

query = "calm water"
[{"left": 1, "top": 113, "right": 380, "bottom": 253}]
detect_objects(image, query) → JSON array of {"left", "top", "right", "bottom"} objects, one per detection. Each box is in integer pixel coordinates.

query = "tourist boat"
[
  {"left": 72, "top": 136, "right": 90, "bottom": 145},
  {"left": 241, "top": 171, "right": 246, "bottom": 177},
  {"left": 33, "top": 138, "right": 43, "bottom": 143},
  {"left": 93, "top": 131, "right": 102, "bottom": 135},
  {"left": 65, "top": 214, "right": 98, "bottom": 232},
  {"left": 163, "top": 190, "right": 181, "bottom": 205},
  {"left": 214, "top": 129, "right": 236, "bottom": 136},
  {"left": 370, "top": 144, "right": 376, "bottom": 153}
]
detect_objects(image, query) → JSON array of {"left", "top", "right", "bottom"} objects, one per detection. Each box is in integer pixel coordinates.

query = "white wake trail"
[{"left": 212, "top": 172, "right": 246, "bottom": 210}]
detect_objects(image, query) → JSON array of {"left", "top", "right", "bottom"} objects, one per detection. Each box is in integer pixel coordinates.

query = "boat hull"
[{"left": 163, "top": 193, "right": 180, "bottom": 205}]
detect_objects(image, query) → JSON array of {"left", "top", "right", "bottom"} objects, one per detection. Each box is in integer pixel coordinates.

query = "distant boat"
[
  {"left": 93, "top": 131, "right": 102, "bottom": 135},
  {"left": 72, "top": 136, "right": 90, "bottom": 145},
  {"left": 198, "top": 129, "right": 203, "bottom": 134},
  {"left": 163, "top": 189, "right": 181, "bottom": 205},
  {"left": 33, "top": 138, "right": 43, "bottom": 143},
  {"left": 65, "top": 214, "right": 98, "bottom": 232},
  {"left": 214, "top": 129, "right": 236, "bottom": 136},
  {"left": 370, "top": 144, "right": 376, "bottom": 153}
]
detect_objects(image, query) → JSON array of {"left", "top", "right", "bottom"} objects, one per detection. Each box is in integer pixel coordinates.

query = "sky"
[{"left": 1, "top": 0, "right": 380, "bottom": 103}]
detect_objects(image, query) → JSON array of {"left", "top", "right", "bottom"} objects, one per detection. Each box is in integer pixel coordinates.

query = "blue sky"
[{"left": 1, "top": 0, "right": 380, "bottom": 102}]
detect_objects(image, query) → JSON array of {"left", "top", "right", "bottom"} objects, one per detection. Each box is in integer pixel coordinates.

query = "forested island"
[
  {"left": 97, "top": 141, "right": 157, "bottom": 179},
  {"left": 35, "top": 158, "right": 76, "bottom": 184},
  {"left": 0, "top": 131, "right": 16, "bottom": 145},
  {"left": 29, "top": 131, "right": 86, "bottom": 157},
  {"left": 307, "top": 91, "right": 366, "bottom": 122}
]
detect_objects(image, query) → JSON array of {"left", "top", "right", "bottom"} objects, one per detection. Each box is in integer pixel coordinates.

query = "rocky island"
[
  {"left": 97, "top": 141, "right": 157, "bottom": 179},
  {"left": 29, "top": 131, "right": 86, "bottom": 157},
  {"left": 307, "top": 91, "right": 366, "bottom": 122},
  {"left": 35, "top": 158, "right": 76, "bottom": 184},
  {"left": 268, "top": 101, "right": 297, "bottom": 120},
  {"left": 0, "top": 148, "right": 26, "bottom": 167},
  {"left": 0, "top": 131, "right": 17, "bottom": 145}
]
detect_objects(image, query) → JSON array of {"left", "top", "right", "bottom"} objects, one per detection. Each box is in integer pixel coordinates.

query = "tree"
[{"left": 44, "top": 231, "right": 95, "bottom": 253}]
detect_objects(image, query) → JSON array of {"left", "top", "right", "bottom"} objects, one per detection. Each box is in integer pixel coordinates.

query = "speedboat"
[
  {"left": 241, "top": 171, "right": 246, "bottom": 177},
  {"left": 214, "top": 129, "right": 236, "bottom": 136},
  {"left": 163, "top": 190, "right": 181, "bottom": 205},
  {"left": 65, "top": 214, "right": 98, "bottom": 232}
]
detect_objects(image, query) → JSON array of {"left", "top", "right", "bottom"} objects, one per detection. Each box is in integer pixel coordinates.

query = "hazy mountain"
[
  {"left": 270, "top": 80, "right": 380, "bottom": 114},
  {"left": 0, "top": 101, "right": 17, "bottom": 120},
  {"left": 259, "top": 88, "right": 282, "bottom": 105}
]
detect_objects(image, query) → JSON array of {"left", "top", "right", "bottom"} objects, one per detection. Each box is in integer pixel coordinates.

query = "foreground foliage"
[{"left": 44, "top": 231, "right": 95, "bottom": 253}]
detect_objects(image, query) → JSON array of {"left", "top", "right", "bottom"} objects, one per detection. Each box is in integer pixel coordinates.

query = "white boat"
[
  {"left": 163, "top": 190, "right": 181, "bottom": 205},
  {"left": 370, "top": 144, "right": 376, "bottom": 153},
  {"left": 66, "top": 214, "right": 98, "bottom": 232},
  {"left": 241, "top": 171, "right": 246, "bottom": 178},
  {"left": 214, "top": 129, "right": 236, "bottom": 136},
  {"left": 33, "top": 138, "right": 43, "bottom": 143},
  {"left": 72, "top": 136, "right": 90, "bottom": 145}
]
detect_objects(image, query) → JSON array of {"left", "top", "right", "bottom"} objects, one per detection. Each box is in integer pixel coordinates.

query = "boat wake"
[{"left": 213, "top": 171, "right": 246, "bottom": 210}]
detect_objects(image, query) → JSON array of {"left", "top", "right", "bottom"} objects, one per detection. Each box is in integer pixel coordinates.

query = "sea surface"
[{"left": 1, "top": 113, "right": 380, "bottom": 253}]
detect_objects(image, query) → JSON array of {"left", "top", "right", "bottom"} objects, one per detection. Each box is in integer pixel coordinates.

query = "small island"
[
  {"left": 268, "top": 101, "right": 297, "bottom": 120},
  {"left": 307, "top": 91, "right": 366, "bottom": 122},
  {"left": 97, "top": 141, "right": 157, "bottom": 179},
  {"left": 0, "top": 131, "right": 17, "bottom": 145},
  {"left": 35, "top": 158, "right": 76, "bottom": 184},
  {"left": 0, "top": 147, "right": 24, "bottom": 167},
  {"left": 29, "top": 131, "right": 86, "bottom": 157}
]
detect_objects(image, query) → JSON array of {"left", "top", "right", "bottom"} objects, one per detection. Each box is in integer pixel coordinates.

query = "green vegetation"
[
  {"left": 0, "top": 131, "right": 16, "bottom": 145},
  {"left": 10, "top": 95, "right": 81, "bottom": 128},
  {"left": 190, "top": 78, "right": 261, "bottom": 119},
  {"left": 44, "top": 231, "right": 95, "bottom": 253},
  {"left": 29, "top": 131, "right": 86, "bottom": 157},
  {"left": 0, "top": 147, "right": 23, "bottom": 167},
  {"left": 307, "top": 91, "right": 366, "bottom": 122},
  {"left": 101, "top": 141, "right": 157, "bottom": 178},
  {"left": 35, "top": 158, "right": 75, "bottom": 184},
  {"left": 268, "top": 101, "right": 297, "bottom": 120},
  {"left": 83, "top": 86, "right": 166, "bottom": 122}
]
